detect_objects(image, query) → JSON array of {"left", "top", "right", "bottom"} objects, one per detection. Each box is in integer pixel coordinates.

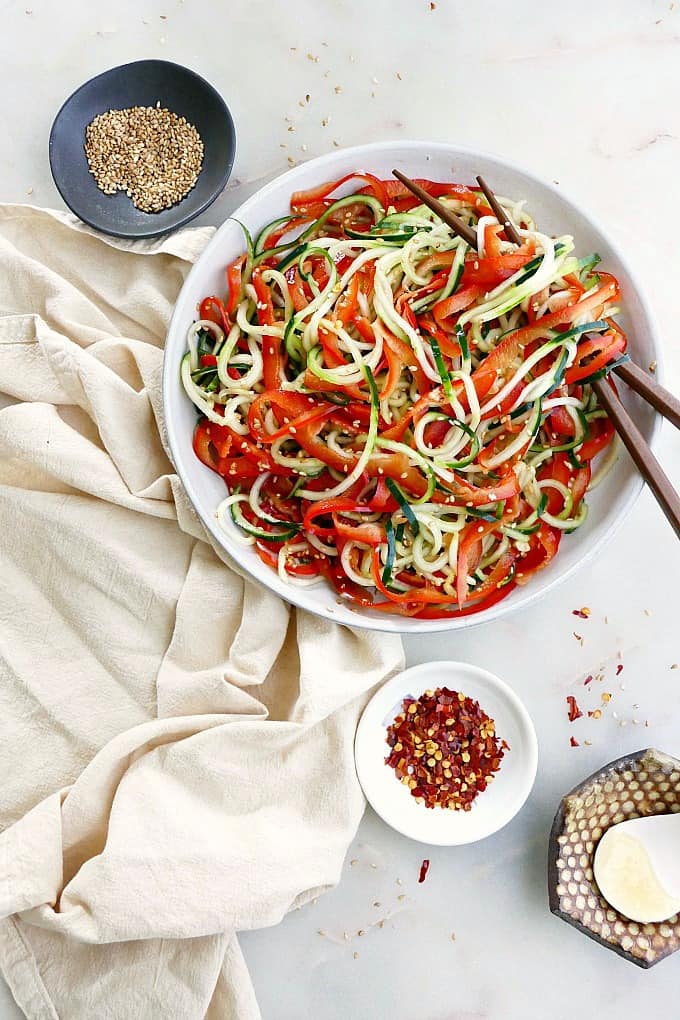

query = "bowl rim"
[
  {"left": 163, "top": 139, "right": 663, "bottom": 633},
  {"left": 48, "top": 58, "right": 237, "bottom": 240},
  {"left": 353, "top": 659, "right": 539, "bottom": 846}
]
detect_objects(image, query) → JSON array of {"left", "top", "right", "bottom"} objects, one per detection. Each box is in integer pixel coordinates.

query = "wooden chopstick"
[
  {"left": 392, "top": 169, "right": 478, "bottom": 248},
  {"left": 592, "top": 378, "right": 680, "bottom": 538},
  {"left": 475, "top": 175, "right": 522, "bottom": 245},
  {"left": 613, "top": 360, "right": 680, "bottom": 431}
]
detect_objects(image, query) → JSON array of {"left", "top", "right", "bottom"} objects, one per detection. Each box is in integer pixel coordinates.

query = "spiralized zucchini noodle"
[{"left": 181, "top": 172, "right": 626, "bottom": 619}]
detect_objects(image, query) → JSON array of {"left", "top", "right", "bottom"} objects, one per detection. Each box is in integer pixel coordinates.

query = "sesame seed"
[{"left": 84, "top": 105, "right": 204, "bottom": 212}]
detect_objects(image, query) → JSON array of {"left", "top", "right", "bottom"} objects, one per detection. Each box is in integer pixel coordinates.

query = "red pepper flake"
[
  {"left": 418, "top": 859, "right": 430, "bottom": 883},
  {"left": 583, "top": 675, "right": 593, "bottom": 686},
  {"left": 572, "top": 607, "right": 591, "bottom": 619},
  {"left": 566, "top": 695, "right": 583, "bottom": 722},
  {"left": 570, "top": 736, "right": 580, "bottom": 747},
  {"left": 385, "top": 687, "right": 507, "bottom": 811},
  {"left": 616, "top": 664, "right": 624, "bottom": 676}
]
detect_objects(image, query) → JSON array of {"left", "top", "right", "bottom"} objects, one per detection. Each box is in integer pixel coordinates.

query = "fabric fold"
[{"left": 0, "top": 204, "right": 403, "bottom": 1019}]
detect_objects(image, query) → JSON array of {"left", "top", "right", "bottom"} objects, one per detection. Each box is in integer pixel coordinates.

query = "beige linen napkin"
[{"left": 0, "top": 205, "right": 403, "bottom": 1019}]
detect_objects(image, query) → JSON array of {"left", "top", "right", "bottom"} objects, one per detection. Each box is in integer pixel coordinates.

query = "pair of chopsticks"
[{"left": 392, "top": 168, "right": 680, "bottom": 538}]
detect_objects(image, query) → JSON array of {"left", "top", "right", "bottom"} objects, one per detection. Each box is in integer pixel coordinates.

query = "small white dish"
[{"left": 354, "top": 660, "right": 538, "bottom": 846}]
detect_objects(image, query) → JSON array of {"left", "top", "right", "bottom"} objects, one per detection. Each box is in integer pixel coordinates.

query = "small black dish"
[{"left": 49, "top": 60, "right": 236, "bottom": 239}]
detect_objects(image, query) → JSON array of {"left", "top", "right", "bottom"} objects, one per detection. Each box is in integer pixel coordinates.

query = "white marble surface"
[{"left": 2, "top": 0, "right": 680, "bottom": 1016}]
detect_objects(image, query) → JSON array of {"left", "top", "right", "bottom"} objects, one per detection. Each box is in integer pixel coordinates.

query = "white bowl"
[
  {"left": 354, "top": 660, "right": 538, "bottom": 846},
  {"left": 163, "top": 141, "right": 661, "bottom": 633}
]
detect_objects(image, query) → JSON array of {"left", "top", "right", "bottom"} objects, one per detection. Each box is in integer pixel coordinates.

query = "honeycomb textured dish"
[{"left": 548, "top": 748, "right": 680, "bottom": 968}]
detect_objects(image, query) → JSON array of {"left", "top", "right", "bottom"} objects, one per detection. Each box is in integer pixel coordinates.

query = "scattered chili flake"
[
  {"left": 385, "top": 687, "right": 507, "bottom": 810},
  {"left": 566, "top": 695, "right": 583, "bottom": 722},
  {"left": 573, "top": 632, "right": 583, "bottom": 643},
  {"left": 570, "top": 736, "right": 580, "bottom": 747},
  {"left": 572, "top": 607, "right": 591, "bottom": 619},
  {"left": 601, "top": 692, "right": 612, "bottom": 703},
  {"left": 616, "top": 664, "right": 624, "bottom": 676},
  {"left": 583, "top": 674, "right": 593, "bottom": 686},
  {"left": 418, "top": 859, "right": 430, "bottom": 883},
  {"left": 588, "top": 709, "right": 602, "bottom": 720}
]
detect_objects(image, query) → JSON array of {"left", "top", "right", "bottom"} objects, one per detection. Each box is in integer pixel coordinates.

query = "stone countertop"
[{"left": 1, "top": 0, "right": 679, "bottom": 1016}]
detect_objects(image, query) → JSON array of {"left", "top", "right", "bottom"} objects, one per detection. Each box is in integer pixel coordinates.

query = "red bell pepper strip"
[
  {"left": 432, "top": 285, "right": 485, "bottom": 328},
  {"left": 291, "top": 172, "right": 388, "bottom": 211},
  {"left": 564, "top": 325, "right": 626, "bottom": 384},
  {"left": 431, "top": 470, "right": 520, "bottom": 509},
  {"left": 251, "top": 269, "right": 283, "bottom": 390},
  {"left": 199, "top": 296, "right": 230, "bottom": 333},
  {"left": 456, "top": 520, "right": 499, "bottom": 606},
  {"left": 515, "top": 523, "right": 561, "bottom": 583},
  {"left": 225, "top": 256, "right": 247, "bottom": 317},
  {"left": 577, "top": 417, "right": 615, "bottom": 462}
]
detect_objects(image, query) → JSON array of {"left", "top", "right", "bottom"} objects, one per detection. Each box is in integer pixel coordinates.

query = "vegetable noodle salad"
[{"left": 181, "top": 172, "right": 626, "bottom": 619}]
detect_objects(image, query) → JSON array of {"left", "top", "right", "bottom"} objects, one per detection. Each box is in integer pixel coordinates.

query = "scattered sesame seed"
[
  {"left": 671, "top": 663, "right": 678, "bottom": 670},
  {"left": 335, "top": 85, "right": 343, "bottom": 94},
  {"left": 318, "top": 929, "right": 326, "bottom": 936},
  {"left": 350, "top": 859, "right": 358, "bottom": 866},
  {"left": 353, "top": 951, "right": 359, "bottom": 960}
]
